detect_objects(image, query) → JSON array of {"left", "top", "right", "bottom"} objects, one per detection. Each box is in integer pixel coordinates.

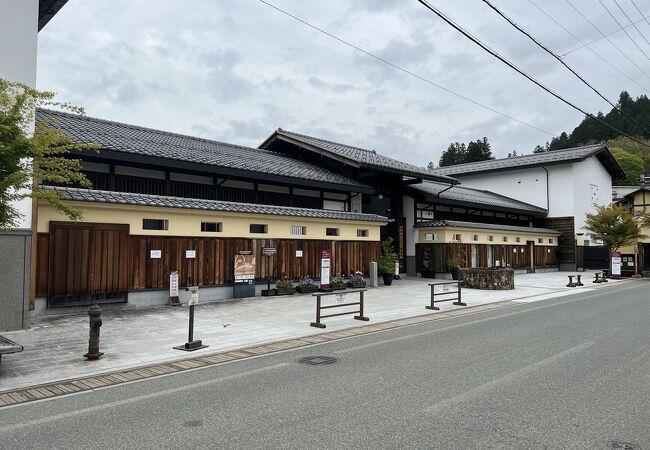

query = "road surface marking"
[
  {"left": 0, "top": 363, "right": 288, "bottom": 433},
  {"left": 423, "top": 342, "right": 594, "bottom": 414}
]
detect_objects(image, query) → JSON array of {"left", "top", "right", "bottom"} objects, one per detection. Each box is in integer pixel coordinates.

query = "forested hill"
[{"left": 542, "top": 91, "right": 650, "bottom": 151}]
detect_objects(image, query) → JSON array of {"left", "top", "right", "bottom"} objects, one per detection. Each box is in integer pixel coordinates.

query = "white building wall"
[
  {"left": 0, "top": 0, "right": 39, "bottom": 228},
  {"left": 547, "top": 164, "right": 575, "bottom": 219},
  {"left": 571, "top": 157, "right": 612, "bottom": 232}
]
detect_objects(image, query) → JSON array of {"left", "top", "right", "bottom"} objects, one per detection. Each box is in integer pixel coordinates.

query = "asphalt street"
[{"left": 1, "top": 280, "right": 648, "bottom": 449}]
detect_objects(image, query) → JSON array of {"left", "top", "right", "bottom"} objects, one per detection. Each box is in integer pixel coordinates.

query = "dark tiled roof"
[
  {"left": 43, "top": 186, "right": 389, "bottom": 223},
  {"left": 39, "top": 0, "right": 68, "bottom": 31},
  {"left": 264, "top": 129, "right": 459, "bottom": 184},
  {"left": 409, "top": 182, "right": 547, "bottom": 215},
  {"left": 35, "top": 109, "right": 371, "bottom": 192},
  {"left": 430, "top": 144, "right": 626, "bottom": 179},
  {"left": 414, "top": 220, "right": 560, "bottom": 235}
]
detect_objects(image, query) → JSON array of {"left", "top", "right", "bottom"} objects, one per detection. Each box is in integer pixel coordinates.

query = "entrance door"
[{"left": 48, "top": 222, "right": 130, "bottom": 307}]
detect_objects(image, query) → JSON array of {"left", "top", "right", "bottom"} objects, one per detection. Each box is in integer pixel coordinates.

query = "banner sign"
[
  {"left": 169, "top": 271, "right": 179, "bottom": 298},
  {"left": 611, "top": 251, "right": 622, "bottom": 278},
  {"left": 321, "top": 250, "right": 331, "bottom": 289},
  {"left": 234, "top": 255, "right": 256, "bottom": 283}
]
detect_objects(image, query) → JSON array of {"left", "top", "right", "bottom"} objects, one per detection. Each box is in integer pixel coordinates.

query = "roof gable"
[
  {"left": 39, "top": 0, "right": 68, "bottom": 31},
  {"left": 430, "top": 144, "right": 626, "bottom": 180},
  {"left": 260, "top": 129, "right": 460, "bottom": 185}
]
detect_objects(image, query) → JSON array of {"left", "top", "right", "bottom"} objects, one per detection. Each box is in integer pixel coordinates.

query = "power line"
[
  {"left": 597, "top": 0, "right": 650, "bottom": 59},
  {"left": 526, "top": 0, "right": 650, "bottom": 93},
  {"left": 611, "top": 0, "right": 650, "bottom": 49},
  {"left": 483, "top": 0, "right": 650, "bottom": 134},
  {"left": 564, "top": 0, "right": 650, "bottom": 81},
  {"left": 416, "top": 0, "right": 650, "bottom": 149},
  {"left": 629, "top": 0, "right": 650, "bottom": 31},
  {"left": 253, "top": 0, "right": 556, "bottom": 137}
]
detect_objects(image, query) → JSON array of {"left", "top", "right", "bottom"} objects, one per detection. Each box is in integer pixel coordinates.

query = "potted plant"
[
  {"left": 347, "top": 271, "right": 366, "bottom": 288},
  {"left": 331, "top": 274, "right": 346, "bottom": 290},
  {"left": 296, "top": 275, "right": 317, "bottom": 294},
  {"left": 276, "top": 276, "right": 296, "bottom": 295},
  {"left": 447, "top": 239, "right": 467, "bottom": 280},
  {"left": 378, "top": 238, "right": 397, "bottom": 285}
]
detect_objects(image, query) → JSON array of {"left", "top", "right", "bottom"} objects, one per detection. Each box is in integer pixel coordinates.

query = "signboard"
[
  {"left": 234, "top": 254, "right": 256, "bottom": 283},
  {"left": 150, "top": 249, "right": 162, "bottom": 259},
  {"left": 262, "top": 247, "right": 277, "bottom": 257},
  {"left": 321, "top": 250, "right": 331, "bottom": 289},
  {"left": 188, "top": 286, "right": 199, "bottom": 305},
  {"left": 611, "top": 251, "right": 622, "bottom": 279},
  {"left": 296, "top": 250, "right": 303, "bottom": 258},
  {"left": 185, "top": 250, "right": 196, "bottom": 259},
  {"left": 169, "top": 271, "right": 179, "bottom": 304},
  {"left": 351, "top": 193, "right": 362, "bottom": 213}
]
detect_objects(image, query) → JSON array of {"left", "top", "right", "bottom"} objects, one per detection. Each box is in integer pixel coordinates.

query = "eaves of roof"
[
  {"left": 414, "top": 220, "right": 560, "bottom": 235},
  {"left": 39, "top": 0, "right": 68, "bottom": 31}
]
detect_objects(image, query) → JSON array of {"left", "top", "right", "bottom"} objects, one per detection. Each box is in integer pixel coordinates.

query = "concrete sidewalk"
[{"left": 0, "top": 271, "right": 627, "bottom": 391}]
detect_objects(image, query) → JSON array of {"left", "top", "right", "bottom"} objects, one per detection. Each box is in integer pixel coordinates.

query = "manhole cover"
[
  {"left": 299, "top": 356, "right": 338, "bottom": 365},
  {"left": 608, "top": 441, "right": 638, "bottom": 449}
]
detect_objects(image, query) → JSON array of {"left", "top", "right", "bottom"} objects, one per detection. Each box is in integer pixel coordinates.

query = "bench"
[
  {"left": 0, "top": 335, "right": 24, "bottom": 368},
  {"left": 593, "top": 272, "right": 608, "bottom": 284},
  {"left": 310, "top": 288, "right": 369, "bottom": 328},
  {"left": 427, "top": 281, "right": 466, "bottom": 311}
]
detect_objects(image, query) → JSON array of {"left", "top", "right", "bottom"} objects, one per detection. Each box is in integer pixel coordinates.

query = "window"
[
  {"left": 201, "top": 222, "right": 222, "bottom": 232},
  {"left": 357, "top": 229, "right": 369, "bottom": 237},
  {"left": 548, "top": 238, "right": 554, "bottom": 244},
  {"left": 424, "top": 233, "right": 436, "bottom": 241},
  {"left": 143, "top": 219, "right": 168, "bottom": 230},
  {"left": 116, "top": 166, "right": 165, "bottom": 179},
  {"left": 250, "top": 224, "right": 268, "bottom": 234},
  {"left": 502, "top": 236, "right": 508, "bottom": 242},
  {"left": 538, "top": 238, "right": 543, "bottom": 244},
  {"left": 170, "top": 172, "right": 213, "bottom": 185},
  {"left": 452, "top": 233, "right": 462, "bottom": 241},
  {"left": 326, "top": 227, "right": 339, "bottom": 236},
  {"left": 290, "top": 226, "right": 307, "bottom": 235},
  {"left": 488, "top": 235, "right": 494, "bottom": 242},
  {"left": 516, "top": 237, "right": 521, "bottom": 243},
  {"left": 323, "top": 199, "right": 347, "bottom": 211},
  {"left": 472, "top": 234, "right": 479, "bottom": 241}
]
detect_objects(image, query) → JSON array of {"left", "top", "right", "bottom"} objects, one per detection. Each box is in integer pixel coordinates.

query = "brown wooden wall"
[{"left": 36, "top": 232, "right": 380, "bottom": 296}]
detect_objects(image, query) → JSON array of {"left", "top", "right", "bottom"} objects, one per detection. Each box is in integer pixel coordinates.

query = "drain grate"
[
  {"left": 299, "top": 356, "right": 338, "bottom": 365},
  {"left": 608, "top": 441, "right": 638, "bottom": 450}
]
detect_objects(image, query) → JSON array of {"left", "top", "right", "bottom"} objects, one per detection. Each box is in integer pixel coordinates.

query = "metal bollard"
[
  {"left": 575, "top": 275, "right": 583, "bottom": 286},
  {"left": 84, "top": 304, "right": 104, "bottom": 360}
]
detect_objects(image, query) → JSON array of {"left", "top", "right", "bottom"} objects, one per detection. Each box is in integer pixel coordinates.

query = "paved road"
[{"left": 1, "top": 281, "right": 648, "bottom": 449}]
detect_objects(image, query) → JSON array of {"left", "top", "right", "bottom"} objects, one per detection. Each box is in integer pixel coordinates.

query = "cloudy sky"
[{"left": 37, "top": 0, "right": 650, "bottom": 166}]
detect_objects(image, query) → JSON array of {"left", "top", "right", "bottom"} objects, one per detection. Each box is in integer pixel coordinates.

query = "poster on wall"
[
  {"left": 234, "top": 255, "right": 256, "bottom": 284},
  {"left": 611, "top": 252, "right": 622, "bottom": 279},
  {"left": 169, "top": 271, "right": 180, "bottom": 305},
  {"left": 321, "top": 250, "right": 331, "bottom": 289}
]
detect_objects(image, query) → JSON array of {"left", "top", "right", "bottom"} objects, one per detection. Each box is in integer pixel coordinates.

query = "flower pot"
[
  {"left": 347, "top": 281, "right": 366, "bottom": 288},
  {"left": 382, "top": 273, "right": 393, "bottom": 285},
  {"left": 331, "top": 284, "right": 346, "bottom": 290},
  {"left": 276, "top": 287, "right": 296, "bottom": 295},
  {"left": 261, "top": 288, "right": 277, "bottom": 297},
  {"left": 451, "top": 267, "right": 460, "bottom": 280},
  {"left": 296, "top": 285, "right": 317, "bottom": 294}
]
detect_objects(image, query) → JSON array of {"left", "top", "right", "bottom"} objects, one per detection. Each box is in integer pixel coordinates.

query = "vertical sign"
[
  {"left": 169, "top": 271, "right": 180, "bottom": 305},
  {"left": 611, "top": 251, "right": 622, "bottom": 279},
  {"left": 351, "top": 193, "right": 362, "bottom": 213},
  {"left": 321, "top": 250, "right": 331, "bottom": 289}
]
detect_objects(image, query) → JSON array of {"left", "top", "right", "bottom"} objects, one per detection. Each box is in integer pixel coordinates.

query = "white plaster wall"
[
  {"left": 451, "top": 166, "right": 549, "bottom": 210},
  {"left": 546, "top": 164, "right": 575, "bottom": 218},
  {"left": 403, "top": 195, "right": 416, "bottom": 257},
  {"left": 0, "top": 0, "right": 39, "bottom": 228},
  {"left": 571, "top": 157, "right": 612, "bottom": 232}
]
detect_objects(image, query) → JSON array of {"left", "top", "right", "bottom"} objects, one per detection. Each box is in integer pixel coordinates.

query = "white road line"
[
  {"left": 423, "top": 342, "right": 594, "bottom": 414},
  {"left": 335, "top": 282, "right": 639, "bottom": 354},
  {"left": 0, "top": 363, "right": 289, "bottom": 433}
]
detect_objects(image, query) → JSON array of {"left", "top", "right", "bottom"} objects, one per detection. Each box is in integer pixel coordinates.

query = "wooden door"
[{"left": 48, "top": 222, "right": 130, "bottom": 307}]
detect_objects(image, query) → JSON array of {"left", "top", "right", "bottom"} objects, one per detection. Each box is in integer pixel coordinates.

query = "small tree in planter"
[
  {"left": 378, "top": 238, "right": 397, "bottom": 285},
  {"left": 276, "top": 275, "right": 296, "bottom": 295},
  {"left": 331, "top": 274, "right": 346, "bottom": 290},
  {"left": 347, "top": 271, "right": 366, "bottom": 288},
  {"left": 296, "top": 275, "right": 317, "bottom": 294},
  {"left": 447, "top": 239, "right": 467, "bottom": 280}
]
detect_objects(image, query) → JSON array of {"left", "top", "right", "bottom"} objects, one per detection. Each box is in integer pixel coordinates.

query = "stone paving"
[{"left": 0, "top": 271, "right": 627, "bottom": 392}]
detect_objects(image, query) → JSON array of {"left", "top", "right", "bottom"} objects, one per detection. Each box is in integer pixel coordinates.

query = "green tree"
[
  {"left": 465, "top": 137, "right": 493, "bottom": 162},
  {"left": 533, "top": 144, "right": 547, "bottom": 153},
  {"left": 439, "top": 142, "right": 466, "bottom": 167},
  {"left": 610, "top": 147, "right": 644, "bottom": 185},
  {"left": 607, "top": 136, "right": 650, "bottom": 173},
  {"left": 427, "top": 161, "right": 435, "bottom": 170},
  {"left": 583, "top": 205, "right": 647, "bottom": 252},
  {"left": 0, "top": 78, "right": 96, "bottom": 228}
]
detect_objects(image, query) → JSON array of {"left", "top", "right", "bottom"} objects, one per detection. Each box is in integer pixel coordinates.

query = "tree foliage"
[
  {"left": 583, "top": 205, "right": 647, "bottom": 252},
  {"left": 438, "top": 137, "right": 494, "bottom": 167},
  {"left": 609, "top": 148, "right": 644, "bottom": 186},
  {"left": 0, "top": 78, "right": 96, "bottom": 228}
]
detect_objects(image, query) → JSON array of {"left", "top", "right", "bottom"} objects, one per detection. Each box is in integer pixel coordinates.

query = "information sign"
[
  {"left": 262, "top": 247, "right": 277, "bottom": 257},
  {"left": 234, "top": 255, "right": 256, "bottom": 283},
  {"left": 150, "top": 249, "right": 162, "bottom": 259},
  {"left": 321, "top": 250, "right": 331, "bottom": 289},
  {"left": 185, "top": 250, "right": 196, "bottom": 259},
  {"left": 188, "top": 286, "right": 199, "bottom": 305},
  {"left": 169, "top": 271, "right": 179, "bottom": 297},
  {"left": 296, "top": 250, "right": 303, "bottom": 258},
  {"left": 611, "top": 252, "right": 622, "bottom": 278}
]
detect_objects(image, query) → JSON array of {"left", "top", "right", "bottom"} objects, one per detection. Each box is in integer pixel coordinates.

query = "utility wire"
[
  {"left": 254, "top": 0, "right": 556, "bottom": 137},
  {"left": 416, "top": 0, "right": 650, "bottom": 148},
  {"left": 483, "top": 0, "right": 650, "bottom": 134},
  {"left": 597, "top": 0, "right": 650, "bottom": 59},
  {"left": 629, "top": 0, "right": 650, "bottom": 31},
  {"left": 564, "top": 0, "right": 650, "bottom": 81},
  {"left": 611, "top": 0, "right": 650, "bottom": 49},
  {"left": 527, "top": 0, "right": 650, "bottom": 93},
  {"left": 563, "top": 10, "right": 650, "bottom": 55}
]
